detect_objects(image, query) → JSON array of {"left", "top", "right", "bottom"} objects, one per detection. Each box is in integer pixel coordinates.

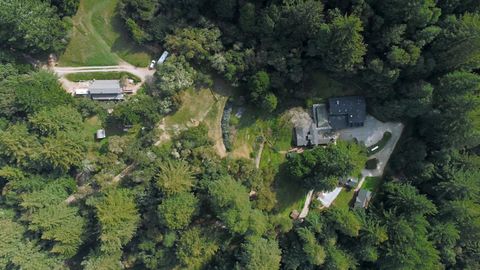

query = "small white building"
[
  {"left": 75, "top": 88, "right": 89, "bottom": 96},
  {"left": 96, "top": 129, "right": 106, "bottom": 140},
  {"left": 316, "top": 187, "right": 343, "bottom": 208}
]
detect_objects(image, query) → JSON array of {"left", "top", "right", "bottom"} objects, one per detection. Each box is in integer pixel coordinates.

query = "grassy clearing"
[
  {"left": 164, "top": 88, "right": 218, "bottom": 127},
  {"left": 228, "top": 105, "right": 306, "bottom": 216},
  {"left": 59, "top": 0, "right": 152, "bottom": 67},
  {"left": 65, "top": 72, "right": 141, "bottom": 82},
  {"left": 82, "top": 116, "right": 103, "bottom": 158},
  {"left": 304, "top": 71, "right": 357, "bottom": 106},
  {"left": 367, "top": 131, "right": 392, "bottom": 156},
  {"left": 363, "top": 176, "right": 382, "bottom": 192}
]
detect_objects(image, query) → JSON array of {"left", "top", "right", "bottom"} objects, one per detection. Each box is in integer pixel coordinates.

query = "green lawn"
[
  {"left": 65, "top": 72, "right": 141, "bottom": 82},
  {"left": 363, "top": 177, "right": 383, "bottom": 192},
  {"left": 82, "top": 116, "right": 103, "bottom": 159},
  {"left": 164, "top": 88, "right": 218, "bottom": 127},
  {"left": 59, "top": 0, "right": 152, "bottom": 67},
  {"left": 228, "top": 105, "right": 306, "bottom": 216},
  {"left": 334, "top": 188, "right": 354, "bottom": 209}
]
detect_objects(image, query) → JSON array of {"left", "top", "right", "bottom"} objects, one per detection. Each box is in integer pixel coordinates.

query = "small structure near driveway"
[
  {"left": 88, "top": 80, "right": 124, "bottom": 101},
  {"left": 354, "top": 189, "right": 372, "bottom": 209}
]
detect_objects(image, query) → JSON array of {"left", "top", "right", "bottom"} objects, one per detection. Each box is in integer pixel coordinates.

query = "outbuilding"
[
  {"left": 354, "top": 189, "right": 373, "bottom": 209},
  {"left": 96, "top": 129, "right": 106, "bottom": 140}
]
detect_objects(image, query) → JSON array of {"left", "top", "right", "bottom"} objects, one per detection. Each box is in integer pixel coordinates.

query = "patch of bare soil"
[{"left": 283, "top": 107, "right": 312, "bottom": 128}]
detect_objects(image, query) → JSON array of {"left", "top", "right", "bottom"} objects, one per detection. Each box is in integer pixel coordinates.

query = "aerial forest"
[{"left": 0, "top": 0, "right": 479, "bottom": 269}]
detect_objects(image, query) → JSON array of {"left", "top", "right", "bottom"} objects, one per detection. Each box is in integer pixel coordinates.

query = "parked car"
[{"left": 148, "top": 60, "right": 156, "bottom": 69}]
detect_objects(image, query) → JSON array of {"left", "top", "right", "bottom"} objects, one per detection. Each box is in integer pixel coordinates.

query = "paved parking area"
[
  {"left": 338, "top": 115, "right": 404, "bottom": 178},
  {"left": 338, "top": 115, "right": 396, "bottom": 147}
]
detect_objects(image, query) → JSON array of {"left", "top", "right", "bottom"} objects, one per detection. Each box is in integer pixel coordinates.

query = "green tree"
[
  {"left": 156, "top": 161, "right": 194, "bottom": 196},
  {"left": 239, "top": 3, "right": 256, "bottom": 33},
  {"left": 164, "top": 27, "right": 223, "bottom": 63},
  {"left": 28, "top": 203, "right": 86, "bottom": 258},
  {"left": 326, "top": 207, "right": 361, "bottom": 237},
  {"left": 176, "top": 227, "right": 219, "bottom": 270},
  {"left": 262, "top": 92, "right": 278, "bottom": 112},
  {"left": 157, "top": 192, "right": 199, "bottom": 230},
  {"left": 0, "top": 0, "right": 67, "bottom": 53},
  {"left": 0, "top": 217, "right": 64, "bottom": 270},
  {"left": 287, "top": 141, "right": 367, "bottom": 191},
  {"left": 308, "top": 14, "right": 366, "bottom": 73},
  {"left": 90, "top": 188, "right": 140, "bottom": 254},
  {"left": 240, "top": 236, "right": 281, "bottom": 270},
  {"left": 40, "top": 132, "right": 86, "bottom": 173},
  {"left": 432, "top": 13, "right": 480, "bottom": 72},
  {"left": 214, "top": 0, "right": 237, "bottom": 20},
  {"left": 29, "top": 105, "right": 83, "bottom": 136},
  {"left": 248, "top": 71, "right": 270, "bottom": 104},
  {"left": 208, "top": 176, "right": 251, "bottom": 234},
  {"left": 297, "top": 227, "right": 326, "bottom": 266},
  {"left": 0, "top": 124, "right": 41, "bottom": 168},
  {"left": 153, "top": 56, "right": 196, "bottom": 97},
  {"left": 420, "top": 71, "right": 480, "bottom": 148},
  {"left": 13, "top": 71, "right": 74, "bottom": 116}
]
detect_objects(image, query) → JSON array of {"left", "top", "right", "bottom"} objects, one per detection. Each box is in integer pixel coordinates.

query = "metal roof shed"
[
  {"left": 89, "top": 80, "right": 124, "bottom": 101},
  {"left": 354, "top": 189, "right": 372, "bottom": 208}
]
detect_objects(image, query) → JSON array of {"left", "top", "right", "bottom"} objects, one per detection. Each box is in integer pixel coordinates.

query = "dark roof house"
[
  {"left": 294, "top": 125, "right": 335, "bottom": 147},
  {"left": 328, "top": 96, "right": 366, "bottom": 130},
  {"left": 354, "top": 189, "right": 372, "bottom": 209},
  {"left": 293, "top": 96, "right": 366, "bottom": 147},
  {"left": 89, "top": 80, "right": 124, "bottom": 101}
]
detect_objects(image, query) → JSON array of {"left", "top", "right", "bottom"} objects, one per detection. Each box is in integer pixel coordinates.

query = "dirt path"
[
  {"left": 254, "top": 141, "right": 265, "bottom": 169},
  {"left": 298, "top": 190, "right": 314, "bottom": 219},
  {"left": 53, "top": 63, "right": 155, "bottom": 82},
  {"left": 209, "top": 98, "right": 228, "bottom": 158}
]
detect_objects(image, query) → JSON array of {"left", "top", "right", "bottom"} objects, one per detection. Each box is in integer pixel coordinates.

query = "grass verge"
[{"left": 65, "top": 72, "right": 141, "bottom": 83}]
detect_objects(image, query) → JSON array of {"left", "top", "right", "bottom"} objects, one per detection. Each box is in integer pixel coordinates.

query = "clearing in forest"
[{"left": 59, "top": 0, "right": 152, "bottom": 67}]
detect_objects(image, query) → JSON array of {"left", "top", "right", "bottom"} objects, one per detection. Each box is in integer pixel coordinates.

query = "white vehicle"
[
  {"left": 148, "top": 60, "right": 156, "bottom": 69},
  {"left": 157, "top": 51, "right": 169, "bottom": 65}
]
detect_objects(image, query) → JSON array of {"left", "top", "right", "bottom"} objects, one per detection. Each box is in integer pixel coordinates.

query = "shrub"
[{"left": 365, "top": 158, "right": 379, "bottom": 170}]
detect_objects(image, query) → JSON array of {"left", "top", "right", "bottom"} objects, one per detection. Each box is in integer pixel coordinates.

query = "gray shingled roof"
[
  {"left": 328, "top": 96, "right": 366, "bottom": 130},
  {"left": 294, "top": 127, "right": 308, "bottom": 146},
  {"left": 313, "top": 104, "right": 332, "bottom": 130},
  {"left": 89, "top": 80, "right": 122, "bottom": 95}
]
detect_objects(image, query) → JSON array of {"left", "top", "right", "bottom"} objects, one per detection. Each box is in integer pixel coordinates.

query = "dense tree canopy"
[{"left": 0, "top": 0, "right": 479, "bottom": 269}]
